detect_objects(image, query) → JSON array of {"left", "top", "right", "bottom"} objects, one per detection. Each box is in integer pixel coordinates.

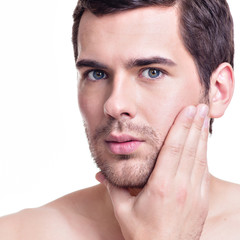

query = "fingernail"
[
  {"left": 186, "top": 106, "right": 196, "bottom": 119},
  {"left": 199, "top": 105, "right": 209, "bottom": 118}
]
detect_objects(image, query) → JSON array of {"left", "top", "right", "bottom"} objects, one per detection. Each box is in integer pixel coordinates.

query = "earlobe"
[{"left": 209, "top": 63, "right": 234, "bottom": 118}]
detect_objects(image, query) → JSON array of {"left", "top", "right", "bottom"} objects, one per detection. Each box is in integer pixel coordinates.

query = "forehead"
[
  {"left": 77, "top": 6, "right": 193, "bottom": 70},
  {"left": 80, "top": 6, "right": 179, "bottom": 35}
]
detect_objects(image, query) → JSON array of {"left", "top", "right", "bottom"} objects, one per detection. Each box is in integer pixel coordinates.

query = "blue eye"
[
  {"left": 88, "top": 70, "right": 107, "bottom": 81},
  {"left": 142, "top": 68, "right": 163, "bottom": 79}
]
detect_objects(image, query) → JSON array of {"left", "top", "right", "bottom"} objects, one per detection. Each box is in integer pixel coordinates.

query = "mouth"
[{"left": 105, "top": 134, "right": 144, "bottom": 155}]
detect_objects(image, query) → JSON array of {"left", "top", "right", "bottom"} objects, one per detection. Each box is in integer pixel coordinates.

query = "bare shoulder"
[
  {"left": 218, "top": 178, "right": 240, "bottom": 213},
  {"left": 203, "top": 177, "right": 240, "bottom": 240},
  {"left": 0, "top": 185, "right": 113, "bottom": 240},
  {"left": 0, "top": 206, "right": 74, "bottom": 240},
  {"left": 223, "top": 179, "right": 240, "bottom": 221}
]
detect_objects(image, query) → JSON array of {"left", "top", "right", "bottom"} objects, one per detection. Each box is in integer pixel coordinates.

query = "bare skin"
[
  {"left": 1, "top": 106, "right": 240, "bottom": 240},
  {"left": 0, "top": 5, "right": 238, "bottom": 240},
  {"left": 1, "top": 176, "right": 240, "bottom": 239}
]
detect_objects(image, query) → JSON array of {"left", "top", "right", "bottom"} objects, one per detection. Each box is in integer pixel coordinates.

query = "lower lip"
[{"left": 106, "top": 141, "right": 143, "bottom": 155}]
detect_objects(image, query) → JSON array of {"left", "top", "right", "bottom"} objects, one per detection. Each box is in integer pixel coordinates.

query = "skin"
[
  {"left": 78, "top": 6, "right": 204, "bottom": 189},
  {"left": 0, "top": 5, "right": 239, "bottom": 240}
]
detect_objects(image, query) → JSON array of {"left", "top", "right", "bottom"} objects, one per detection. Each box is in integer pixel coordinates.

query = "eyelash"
[
  {"left": 82, "top": 67, "right": 167, "bottom": 81},
  {"left": 139, "top": 67, "right": 167, "bottom": 80},
  {"left": 83, "top": 69, "right": 108, "bottom": 81}
]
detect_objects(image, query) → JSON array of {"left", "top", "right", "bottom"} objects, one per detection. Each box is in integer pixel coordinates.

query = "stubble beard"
[{"left": 85, "top": 118, "right": 162, "bottom": 189}]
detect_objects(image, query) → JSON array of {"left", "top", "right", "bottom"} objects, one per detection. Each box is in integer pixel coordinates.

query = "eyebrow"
[
  {"left": 76, "top": 56, "right": 176, "bottom": 70},
  {"left": 126, "top": 56, "right": 176, "bottom": 68},
  {"left": 76, "top": 59, "right": 108, "bottom": 69}
]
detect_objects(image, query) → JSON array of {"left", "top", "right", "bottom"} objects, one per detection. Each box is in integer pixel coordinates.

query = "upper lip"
[{"left": 105, "top": 134, "right": 143, "bottom": 143}]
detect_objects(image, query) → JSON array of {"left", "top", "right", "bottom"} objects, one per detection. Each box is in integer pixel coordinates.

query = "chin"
[
  {"left": 85, "top": 119, "right": 163, "bottom": 188},
  {"left": 94, "top": 153, "right": 158, "bottom": 189}
]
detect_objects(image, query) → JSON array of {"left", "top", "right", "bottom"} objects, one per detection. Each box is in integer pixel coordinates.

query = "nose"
[{"left": 104, "top": 77, "right": 137, "bottom": 120}]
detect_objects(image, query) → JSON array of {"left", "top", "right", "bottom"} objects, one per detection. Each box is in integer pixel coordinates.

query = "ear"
[{"left": 209, "top": 63, "right": 234, "bottom": 118}]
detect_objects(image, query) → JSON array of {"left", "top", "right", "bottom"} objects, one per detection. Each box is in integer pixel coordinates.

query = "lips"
[{"left": 105, "top": 134, "right": 144, "bottom": 155}]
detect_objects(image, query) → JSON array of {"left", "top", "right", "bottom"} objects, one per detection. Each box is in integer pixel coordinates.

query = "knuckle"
[
  {"left": 114, "top": 202, "right": 128, "bottom": 216},
  {"left": 163, "top": 143, "right": 183, "bottom": 156},
  {"left": 149, "top": 180, "right": 170, "bottom": 198},
  {"left": 184, "top": 146, "right": 196, "bottom": 158},
  {"left": 196, "top": 156, "right": 207, "bottom": 168},
  {"left": 182, "top": 121, "right": 191, "bottom": 131},
  {"left": 176, "top": 186, "right": 188, "bottom": 205},
  {"left": 193, "top": 119, "right": 203, "bottom": 132}
]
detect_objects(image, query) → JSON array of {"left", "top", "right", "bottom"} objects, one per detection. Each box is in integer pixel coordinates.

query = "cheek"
[
  {"left": 78, "top": 91, "right": 104, "bottom": 130},
  {"left": 78, "top": 93, "right": 88, "bottom": 121},
  {"left": 141, "top": 87, "right": 200, "bottom": 135},
  {"left": 145, "top": 98, "right": 181, "bottom": 130}
]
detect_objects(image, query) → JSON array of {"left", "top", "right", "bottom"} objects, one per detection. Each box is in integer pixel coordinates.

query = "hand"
[{"left": 96, "top": 104, "right": 210, "bottom": 240}]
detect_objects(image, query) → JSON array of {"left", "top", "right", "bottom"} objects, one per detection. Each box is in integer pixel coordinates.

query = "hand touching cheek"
[{"left": 97, "top": 104, "right": 210, "bottom": 240}]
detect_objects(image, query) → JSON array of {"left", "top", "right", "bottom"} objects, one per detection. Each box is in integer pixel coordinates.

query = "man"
[{"left": 0, "top": 0, "right": 239, "bottom": 239}]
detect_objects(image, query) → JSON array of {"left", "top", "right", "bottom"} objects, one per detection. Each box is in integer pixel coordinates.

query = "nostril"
[
  {"left": 121, "top": 112, "right": 130, "bottom": 116},
  {"left": 103, "top": 95, "right": 137, "bottom": 120}
]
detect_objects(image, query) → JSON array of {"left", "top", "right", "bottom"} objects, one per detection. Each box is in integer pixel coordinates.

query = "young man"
[{"left": 0, "top": 0, "right": 239, "bottom": 239}]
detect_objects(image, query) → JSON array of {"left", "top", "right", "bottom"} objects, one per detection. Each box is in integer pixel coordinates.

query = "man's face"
[{"left": 77, "top": 6, "right": 204, "bottom": 188}]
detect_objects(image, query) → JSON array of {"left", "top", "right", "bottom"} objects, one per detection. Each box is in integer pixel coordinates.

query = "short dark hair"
[{"left": 72, "top": 0, "right": 234, "bottom": 133}]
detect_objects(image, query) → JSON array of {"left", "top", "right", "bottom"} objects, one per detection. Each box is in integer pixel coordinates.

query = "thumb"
[{"left": 95, "top": 172, "right": 133, "bottom": 212}]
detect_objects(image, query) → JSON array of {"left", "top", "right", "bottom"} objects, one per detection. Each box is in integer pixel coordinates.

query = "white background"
[{"left": 0, "top": 0, "right": 239, "bottom": 216}]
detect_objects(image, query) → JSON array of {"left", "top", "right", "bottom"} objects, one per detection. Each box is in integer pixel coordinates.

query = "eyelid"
[
  {"left": 82, "top": 69, "right": 109, "bottom": 81},
  {"left": 139, "top": 67, "right": 167, "bottom": 79},
  {"left": 80, "top": 66, "right": 168, "bottom": 81}
]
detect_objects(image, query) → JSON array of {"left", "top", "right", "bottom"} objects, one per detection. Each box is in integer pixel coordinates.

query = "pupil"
[
  {"left": 149, "top": 69, "right": 159, "bottom": 78},
  {"left": 94, "top": 71, "right": 103, "bottom": 79}
]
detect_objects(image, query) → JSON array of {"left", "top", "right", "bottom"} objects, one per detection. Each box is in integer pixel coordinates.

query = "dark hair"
[{"left": 72, "top": 0, "right": 234, "bottom": 133}]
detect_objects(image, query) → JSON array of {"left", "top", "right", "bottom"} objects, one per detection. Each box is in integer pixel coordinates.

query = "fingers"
[
  {"left": 176, "top": 105, "right": 209, "bottom": 178},
  {"left": 148, "top": 104, "right": 209, "bottom": 187},
  {"left": 191, "top": 117, "right": 209, "bottom": 187},
  {"left": 96, "top": 103, "right": 210, "bottom": 202},
  {"left": 95, "top": 172, "right": 132, "bottom": 214},
  {"left": 149, "top": 106, "right": 197, "bottom": 182}
]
